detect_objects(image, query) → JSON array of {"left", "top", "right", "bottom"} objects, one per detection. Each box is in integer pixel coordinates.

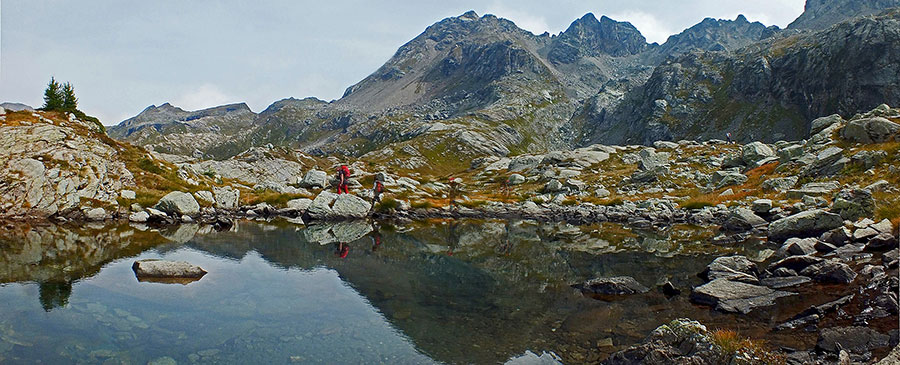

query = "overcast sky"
[{"left": 1, "top": 0, "right": 806, "bottom": 125}]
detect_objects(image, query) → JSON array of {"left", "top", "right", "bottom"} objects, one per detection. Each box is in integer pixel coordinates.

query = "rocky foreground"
[{"left": 1, "top": 104, "right": 899, "bottom": 362}]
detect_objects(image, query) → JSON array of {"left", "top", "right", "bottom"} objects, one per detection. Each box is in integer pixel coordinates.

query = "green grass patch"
[{"left": 410, "top": 201, "right": 433, "bottom": 209}]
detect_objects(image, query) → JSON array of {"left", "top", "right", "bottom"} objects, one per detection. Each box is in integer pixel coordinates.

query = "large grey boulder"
[
  {"left": 637, "top": 148, "right": 669, "bottom": 170},
  {"left": 840, "top": 117, "right": 900, "bottom": 144},
  {"left": 574, "top": 276, "right": 649, "bottom": 295},
  {"left": 831, "top": 188, "right": 875, "bottom": 221},
  {"left": 154, "top": 191, "right": 200, "bottom": 216},
  {"left": 690, "top": 278, "right": 793, "bottom": 314},
  {"left": 194, "top": 190, "right": 214, "bottom": 205},
  {"left": 129, "top": 211, "right": 150, "bottom": 223},
  {"left": 722, "top": 208, "right": 767, "bottom": 232},
  {"left": 507, "top": 155, "right": 542, "bottom": 172},
  {"left": 810, "top": 114, "right": 843, "bottom": 135},
  {"left": 306, "top": 191, "right": 338, "bottom": 219},
  {"left": 768, "top": 209, "right": 844, "bottom": 242},
  {"left": 712, "top": 171, "right": 748, "bottom": 189},
  {"left": 300, "top": 170, "right": 328, "bottom": 189},
  {"left": 331, "top": 194, "right": 371, "bottom": 219},
  {"left": 85, "top": 207, "right": 108, "bottom": 221},
  {"left": 212, "top": 186, "right": 240, "bottom": 210},
  {"left": 741, "top": 142, "right": 775, "bottom": 165},
  {"left": 604, "top": 319, "right": 724, "bottom": 364},
  {"left": 132, "top": 259, "right": 206, "bottom": 278},
  {"left": 286, "top": 198, "right": 313, "bottom": 211}
]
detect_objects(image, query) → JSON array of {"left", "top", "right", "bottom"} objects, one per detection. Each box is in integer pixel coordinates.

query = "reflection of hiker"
[
  {"left": 726, "top": 132, "right": 733, "bottom": 144},
  {"left": 448, "top": 177, "right": 460, "bottom": 210},
  {"left": 447, "top": 220, "right": 459, "bottom": 256},
  {"left": 336, "top": 165, "right": 350, "bottom": 194},
  {"left": 335, "top": 242, "right": 349, "bottom": 258},
  {"left": 370, "top": 222, "right": 382, "bottom": 252},
  {"left": 499, "top": 220, "right": 512, "bottom": 256},
  {"left": 372, "top": 175, "right": 385, "bottom": 204}
]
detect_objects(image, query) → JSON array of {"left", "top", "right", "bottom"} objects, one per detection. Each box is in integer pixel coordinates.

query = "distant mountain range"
[{"left": 108, "top": 0, "right": 900, "bottom": 165}]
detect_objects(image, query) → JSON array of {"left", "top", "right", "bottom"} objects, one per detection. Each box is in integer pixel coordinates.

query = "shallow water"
[{"left": 0, "top": 219, "right": 856, "bottom": 363}]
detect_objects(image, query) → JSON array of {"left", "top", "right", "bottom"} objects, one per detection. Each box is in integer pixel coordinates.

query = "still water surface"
[{"left": 0, "top": 219, "right": 833, "bottom": 363}]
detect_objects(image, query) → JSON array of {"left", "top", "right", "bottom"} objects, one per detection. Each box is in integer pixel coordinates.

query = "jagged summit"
[
  {"left": 654, "top": 14, "right": 777, "bottom": 57},
  {"left": 548, "top": 13, "right": 648, "bottom": 62}
]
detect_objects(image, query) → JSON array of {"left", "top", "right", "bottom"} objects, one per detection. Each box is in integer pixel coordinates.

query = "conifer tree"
[
  {"left": 42, "top": 77, "right": 63, "bottom": 110},
  {"left": 62, "top": 82, "right": 78, "bottom": 111}
]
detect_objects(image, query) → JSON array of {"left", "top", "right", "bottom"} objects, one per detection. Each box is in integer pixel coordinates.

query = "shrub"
[
  {"left": 682, "top": 200, "right": 714, "bottom": 210},
  {"left": 376, "top": 198, "right": 400, "bottom": 212},
  {"left": 561, "top": 198, "right": 578, "bottom": 206},
  {"left": 410, "top": 200, "right": 433, "bottom": 209},
  {"left": 137, "top": 158, "right": 164, "bottom": 174},
  {"left": 601, "top": 198, "right": 624, "bottom": 206}
]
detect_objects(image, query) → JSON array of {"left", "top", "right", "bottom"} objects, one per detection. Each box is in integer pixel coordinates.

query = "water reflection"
[{"left": 0, "top": 219, "right": 826, "bottom": 364}]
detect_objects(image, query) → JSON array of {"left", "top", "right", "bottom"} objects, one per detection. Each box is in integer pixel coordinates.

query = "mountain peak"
[
  {"left": 788, "top": 0, "right": 900, "bottom": 30},
  {"left": 548, "top": 14, "right": 647, "bottom": 62},
  {"left": 459, "top": 10, "right": 479, "bottom": 21}
]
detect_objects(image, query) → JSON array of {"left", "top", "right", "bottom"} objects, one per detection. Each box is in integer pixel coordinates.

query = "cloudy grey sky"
[{"left": 1, "top": 0, "right": 805, "bottom": 125}]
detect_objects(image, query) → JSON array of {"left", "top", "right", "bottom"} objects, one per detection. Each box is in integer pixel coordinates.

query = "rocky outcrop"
[
  {"left": 840, "top": 116, "right": 900, "bottom": 144},
  {"left": 0, "top": 111, "right": 135, "bottom": 219},
  {"left": 788, "top": 0, "right": 900, "bottom": 30},
  {"left": 603, "top": 319, "right": 732, "bottom": 364},
  {"left": 306, "top": 192, "right": 371, "bottom": 220}
]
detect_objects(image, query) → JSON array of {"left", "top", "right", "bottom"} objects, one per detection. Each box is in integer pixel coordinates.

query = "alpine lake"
[{"left": 0, "top": 218, "right": 862, "bottom": 364}]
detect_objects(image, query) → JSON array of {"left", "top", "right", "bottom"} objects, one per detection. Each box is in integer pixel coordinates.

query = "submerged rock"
[
  {"left": 816, "top": 326, "right": 891, "bottom": 355},
  {"left": 603, "top": 319, "right": 722, "bottom": 364},
  {"left": 574, "top": 276, "right": 649, "bottom": 295}
]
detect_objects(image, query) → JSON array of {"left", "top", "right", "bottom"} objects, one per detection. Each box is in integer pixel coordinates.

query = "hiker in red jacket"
[{"left": 336, "top": 165, "right": 350, "bottom": 194}]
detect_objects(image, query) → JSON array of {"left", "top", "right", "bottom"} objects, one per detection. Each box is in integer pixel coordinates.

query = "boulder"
[
  {"left": 85, "top": 207, "right": 108, "bottom": 221},
  {"left": 300, "top": 170, "right": 328, "bottom": 188},
  {"left": 741, "top": 142, "right": 775, "bottom": 165},
  {"left": 768, "top": 209, "right": 844, "bottom": 242},
  {"left": 751, "top": 199, "right": 773, "bottom": 214},
  {"left": 700, "top": 256, "right": 759, "bottom": 284},
  {"left": 603, "top": 319, "right": 723, "bottom": 364},
  {"left": 630, "top": 166, "right": 667, "bottom": 183},
  {"left": 132, "top": 259, "right": 206, "bottom": 278},
  {"left": 507, "top": 174, "right": 525, "bottom": 185},
  {"left": 769, "top": 255, "right": 825, "bottom": 273},
  {"left": 331, "top": 194, "right": 371, "bottom": 219},
  {"left": 212, "top": 186, "right": 240, "bottom": 210},
  {"left": 786, "top": 181, "right": 840, "bottom": 199},
  {"left": 637, "top": 148, "right": 669, "bottom": 170},
  {"left": 820, "top": 226, "right": 852, "bottom": 246},
  {"left": 831, "top": 188, "right": 875, "bottom": 221},
  {"left": 761, "top": 176, "right": 798, "bottom": 192},
  {"left": 306, "top": 191, "right": 338, "bottom": 220},
  {"left": 712, "top": 171, "right": 748, "bottom": 189},
  {"left": 722, "top": 208, "right": 767, "bottom": 232},
  {"left": 154, "top": 192, "right": 201, "bottom": 216},
  {"left": 760, "top": 276, "right": 812, "bottom": 289},
  {"left": 867, "top": 232, "right": 899, "bottom": 250},
  {"left": 129, "top": 211, "right": 150, "bottom": 223},
  {"left": 816, "top": 326, "right": 890, "bottom": 354},
  {"left": 194, "top": 190, "right": 214, "bottom": 205},
  {"left": 800, "top": 260, "right": 857, "bottom": 284},
  {"left": 690, "top": 278, "right": 793, "bottom": 314},
  {"left": 286, "top": 198, "right": 313, "bottom": 211},
  {"left": 777, "top": 144, "right": 804, "bottom": 163},
  {"left": 779, "top": 237, "right": 819, "bottom": 256},
  {"left": 544, "top": 179, "right": 564, "bottom": 193},
  {"left": 840, "top": 117, "right": 900, "bottom": 144},
  {"left": 810, "top": 114, "right": 844, "bottom": 135},
  {"left": 574, "top": 276, "right": 649, "bottom": 295},
  {"left": 120, "top": 189, "right": 136, "bottom": 200}
]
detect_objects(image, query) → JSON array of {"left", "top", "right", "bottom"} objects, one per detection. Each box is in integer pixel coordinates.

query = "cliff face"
[{"left": 583, "top": 10, "right": 900, "bottom": 145}]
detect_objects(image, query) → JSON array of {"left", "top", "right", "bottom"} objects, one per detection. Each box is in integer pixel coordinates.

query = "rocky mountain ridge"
[{"left": 109, "top": 0, "right": 900, "bottom": 166}]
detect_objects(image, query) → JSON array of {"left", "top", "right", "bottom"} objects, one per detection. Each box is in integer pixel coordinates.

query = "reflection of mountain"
[{"left": 0, "top": 219, "right": 780, "bottom": 363}]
